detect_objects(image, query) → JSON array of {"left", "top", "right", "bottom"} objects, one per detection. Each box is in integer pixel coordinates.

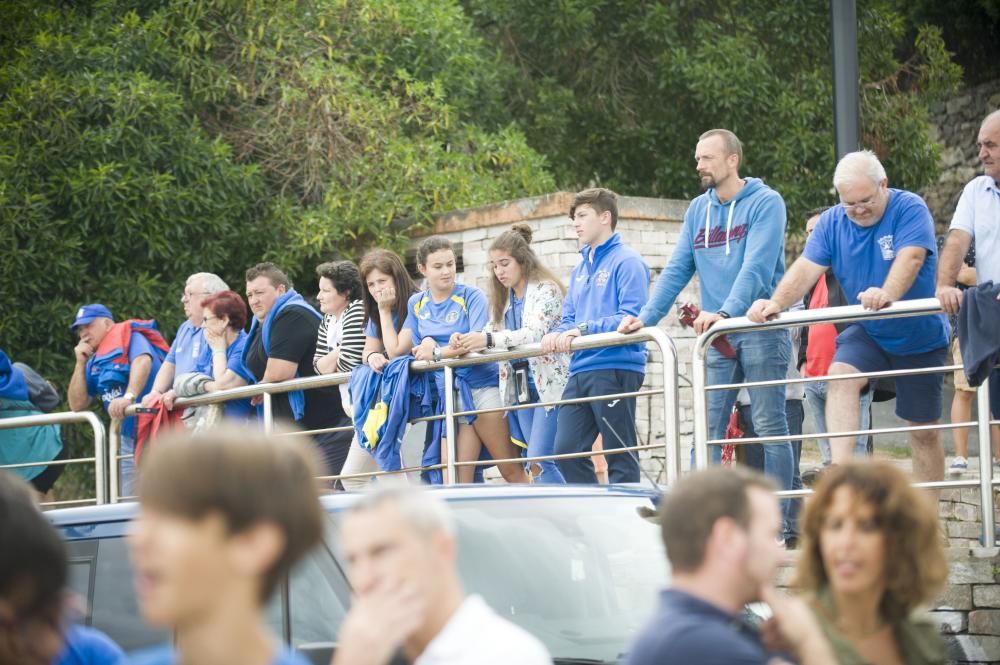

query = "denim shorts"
[{"left": 833, "top": 324, "right": 947, "bottom": 423}]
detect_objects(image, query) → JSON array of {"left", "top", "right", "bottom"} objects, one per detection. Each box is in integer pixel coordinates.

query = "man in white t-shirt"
[
  {"left": 937, "top": 109, "right": 1000, "bottom": 458},
  {"left": 938, "top": 109, "right": 1000, "bottom": 307},
  {"left": 331, "top": 486, "right": 552, "bottom": 665}
]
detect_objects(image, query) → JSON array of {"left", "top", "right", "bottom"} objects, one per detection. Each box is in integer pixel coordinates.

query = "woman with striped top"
[{"left": 313, "top": 261, "right": 366, "bottom": 421}]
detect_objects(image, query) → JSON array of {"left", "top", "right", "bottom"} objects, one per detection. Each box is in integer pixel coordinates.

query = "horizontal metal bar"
[
  {"left": 451, "top": 443, "right": 660, "bottom": 468},
  {"left": 707, "top": 363, "right": 962, "bottom": 392},
  {"left": 707, "top": 420, "right": 975, "bottom": 447},
  {"left": 272, "top": 425, "right": 354, "bottom": 438},
  {"left": 409, "top": 330, "right": 663, "bottom": 372},
  {"left": 40, "top": 498, "right": 98, "bottom": 508},
  {"left": 449, "top": 389, "right": 663, "bottom": 419},
  {"left": 0, "top": 457, "right": 96, "bottom": 470},
  {"left": 704, "top": 298, "right": 944, "bottom": 340},
  {"left": 775, "top": 478, "right": 983, "bottom": 500},
  {"left": 123, "top": 330, "right": 665, "bottom": 417},
  {"left": 320, "top": 461, "right": 448, "bottom": 482},
  {"left": 0, "top": 411, "right": 105, "bottom": 430},
  {"left": 324, "top": 445, "right": 659, "bottom": 482}
]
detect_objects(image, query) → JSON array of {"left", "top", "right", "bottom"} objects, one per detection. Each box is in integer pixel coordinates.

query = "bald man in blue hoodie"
[
  {"left": 620, "top": 129, "right": 794, "bottom": 541},
  {"left": 542, "top": 188, "right": 650, "bottom": 483}
]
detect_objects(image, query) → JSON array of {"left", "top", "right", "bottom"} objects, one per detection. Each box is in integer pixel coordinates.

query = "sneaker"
[{"left": 949, "top": 456, "right": 968, "bottom": 475}]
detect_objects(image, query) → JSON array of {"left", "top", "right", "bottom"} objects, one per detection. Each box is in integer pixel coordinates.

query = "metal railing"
[
  {"left": 0, "top": 410, "right": 108, "bottom": 506},
  {"left": 692, "top": 297, "right": 998, "bottom": 542},
  {"left": 110, "top": 327, "right": 679, "bottom": 497}
]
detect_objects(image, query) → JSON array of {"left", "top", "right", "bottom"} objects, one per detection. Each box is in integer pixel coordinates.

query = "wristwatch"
[
  {"left": 577, "top": 322, "right": 589, "bottom": 336},
  {"left": 717, "top": 311, "right": 730, "bottom": 319},
  {"left": 123, "top": 392, "right": 136, "bottom": 402},
  {"left": 432, "top": 346, "right": 442, "bottom": 362}
]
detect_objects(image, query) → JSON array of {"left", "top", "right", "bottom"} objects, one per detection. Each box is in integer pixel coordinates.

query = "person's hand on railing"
[
  {"left": 161, "top": 389, "right": 177, "bottom": 411},
  {"left": 107, "top": 395, "right": 134, "bottom": 419},
  {"left": 453, "top": 331, "right": 486, "bottom": 353},
  {"left": 618, "top": 315, "right": 643, "bottom": 334},
  {"left": 692, "top": 311, "right": 723, "bottom": 334},
  {"left": 412, "top": 337, "right": 437, "bottom": 362},
  {"left": 936, "top": 285, "right": 964, "bottom": 316},
  {"left": 541, "top": 329, "right": 579, "bottom": 353},
  {"left": 367, "top": 351, "right": 389, "bottom": 373},
  {"left": 857, "top": 286, "right": 892, "bottom": 311},
  {"left": 140, "top": 390, "right": 162, "bottom": 408},
  {"left": 747, "top": 299, "right": 783, "bottom": 323}
]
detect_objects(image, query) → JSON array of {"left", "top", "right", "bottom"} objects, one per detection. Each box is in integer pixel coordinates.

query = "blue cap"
[{"left": 71, "top": 304, "right": 114, "bottom": 330}]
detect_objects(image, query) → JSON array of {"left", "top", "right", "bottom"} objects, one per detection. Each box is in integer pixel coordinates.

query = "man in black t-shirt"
[{"left": 243, "top": 262, "right": 353, "bottom": 477}]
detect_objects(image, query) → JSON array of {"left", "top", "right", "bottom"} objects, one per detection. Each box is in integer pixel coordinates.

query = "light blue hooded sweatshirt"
[{"left": 639, "top": 177, "right": 787, "bottom": 324}]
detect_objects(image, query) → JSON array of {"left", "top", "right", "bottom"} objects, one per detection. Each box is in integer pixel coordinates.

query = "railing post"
[
  {"left": 262, "top": 392, "right": 274, "bottom": 435},
  {"left": 978, "top": 381, "right": 995, "bottom": 545},
  {"left": 444, "top": 364, "right": 457, "bottom": 485},
  {"left": 691, "top": 336, "right": 712, "bottom": 471},
  {"left": 206, "top": 403, "right": 222, "bottom": 428},
  {"left": 646, "top": 328, "right": 681, "bottom": 484},
  {"left": 109, "top": 418, "right": 121, "bottom": 504},
  {"left": 84, "top": 412, "right": 108, "bottom": 505}
]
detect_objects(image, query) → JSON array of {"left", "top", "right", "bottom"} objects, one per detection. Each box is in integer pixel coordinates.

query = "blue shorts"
[{"left": 833, "top": 324, "right": 947, "bottom": 423}]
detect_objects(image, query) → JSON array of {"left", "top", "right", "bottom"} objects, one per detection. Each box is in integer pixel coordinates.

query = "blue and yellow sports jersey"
[{"left": 402, "top": 284, "right": 498, "bottom": 389}]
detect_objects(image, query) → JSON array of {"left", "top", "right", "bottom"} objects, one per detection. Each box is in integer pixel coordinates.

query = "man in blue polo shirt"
[
  {"left": 626, "top": 467, "right": 834, "bottom": 665},
  {"left": 68, "top": 304, "right": 168, "bottom": 496},
  {"left": 749, "top": 150, "right": 950, "bottom": 486},
  {"left": 141, "top": 273, "right": 229, "bottom": 412}
]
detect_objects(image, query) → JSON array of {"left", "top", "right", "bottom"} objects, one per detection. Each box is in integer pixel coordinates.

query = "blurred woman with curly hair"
[{"left": 792, "top": 460, "right": 948, "bottom": 665}]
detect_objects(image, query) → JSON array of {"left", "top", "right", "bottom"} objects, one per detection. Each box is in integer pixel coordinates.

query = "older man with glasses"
[
  {"left": 141, "top": 273, "right": 230, "bottom": 411},
  {"left": 748, "top": 150, "right": 950, "bottom": 489}
]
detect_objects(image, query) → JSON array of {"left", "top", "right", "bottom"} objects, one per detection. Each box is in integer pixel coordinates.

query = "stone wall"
[
  {"left": 415, "top": 192, "right": 695, "bottom": 480},
  {"left": 921, "top": 79, "right": 1000, "bottom": 230}
]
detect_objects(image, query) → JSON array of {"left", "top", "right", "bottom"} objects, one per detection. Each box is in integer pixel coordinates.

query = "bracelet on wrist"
[{"left": 485, "top": 332, "right": 494, "bottom": 349}]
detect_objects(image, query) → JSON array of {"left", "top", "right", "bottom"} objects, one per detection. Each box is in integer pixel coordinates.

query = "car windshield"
[{"left": 330, "top": 493, "right": 668, "bottom": 664}]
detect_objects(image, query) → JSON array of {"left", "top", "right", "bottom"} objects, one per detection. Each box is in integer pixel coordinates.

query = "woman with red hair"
[{"left": 163, "top": 290, "right": 255, "bottom": 421}]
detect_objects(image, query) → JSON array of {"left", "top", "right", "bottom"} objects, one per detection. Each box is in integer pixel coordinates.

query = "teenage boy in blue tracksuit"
[
  {"left": 620, "top": 129, "right": 794, "bottom": 540},
  {"left": 542, "top": 188, "right": 650, "bottom": 483}
]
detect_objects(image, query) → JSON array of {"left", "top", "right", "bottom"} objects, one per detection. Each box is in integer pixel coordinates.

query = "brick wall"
[{"left": 414, "top": 191, "right": 695, "bottom": 481}]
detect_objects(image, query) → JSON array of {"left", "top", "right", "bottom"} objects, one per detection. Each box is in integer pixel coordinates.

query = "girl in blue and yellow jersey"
[{"left": 399, "top": 237, "right": 529, "bottom": 484}]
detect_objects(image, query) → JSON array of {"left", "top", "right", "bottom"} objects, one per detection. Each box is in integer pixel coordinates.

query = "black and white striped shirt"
[{"left": 313, "top": 299, "right": 365, "bottom": 374}]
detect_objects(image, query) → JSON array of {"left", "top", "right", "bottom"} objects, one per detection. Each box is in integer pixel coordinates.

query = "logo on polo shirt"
[
  {"left": 877, "top": 235, "right": 894, "bottom": 260},
  {"left": 445, "top": 310, "right": 459, "bottom": 324},
  {"left": 595, "top": 270, "right": 610, "bottom": 287}
]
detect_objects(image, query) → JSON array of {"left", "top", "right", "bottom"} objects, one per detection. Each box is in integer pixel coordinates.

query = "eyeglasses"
[
  {"left": 840, "top": 191, "right": 880, "bottom": 212},
  {"left": 181, "top": 291, "right": 211, "bottom": 301},
  {"left": 203, "top": 315, "right": 220, "bottom": 323}
]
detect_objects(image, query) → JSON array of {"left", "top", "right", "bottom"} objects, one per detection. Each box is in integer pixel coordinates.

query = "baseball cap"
[{"left": 71, "top": 304, "right": 114, "bottom": 330}]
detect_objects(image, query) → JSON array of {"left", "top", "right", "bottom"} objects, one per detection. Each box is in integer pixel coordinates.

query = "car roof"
[{"left": 47, "top": 483, "right": 663, "bottom": 529}]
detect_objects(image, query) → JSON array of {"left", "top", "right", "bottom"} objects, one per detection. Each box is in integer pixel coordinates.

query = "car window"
[
  {"left": 326, "top": 494, "right": 667, "bottom": 664},
  {"left": 450, "top": 496, "right": 667, "bottom": 663},
  {"left": 264, "top": 539, "right": 351, "bottom": 647},
  {"left": 85, "top": 537, "right": 168, "bottom": 651}
]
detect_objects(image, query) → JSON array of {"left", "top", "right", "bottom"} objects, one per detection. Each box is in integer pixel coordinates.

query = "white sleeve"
[{"left": 949, "top": 181, "right": 976, "bottom": 235}]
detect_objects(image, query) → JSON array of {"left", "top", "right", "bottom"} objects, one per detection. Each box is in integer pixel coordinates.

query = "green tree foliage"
[
  {"left": 0, "top": 0, "right": 553, "bottom": 497},
  {"left": 462, "top": 0, "right": 962, "bottom": 226},
  {"left": 0, "top": 0, "right": 553, "bottom": 366}
]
